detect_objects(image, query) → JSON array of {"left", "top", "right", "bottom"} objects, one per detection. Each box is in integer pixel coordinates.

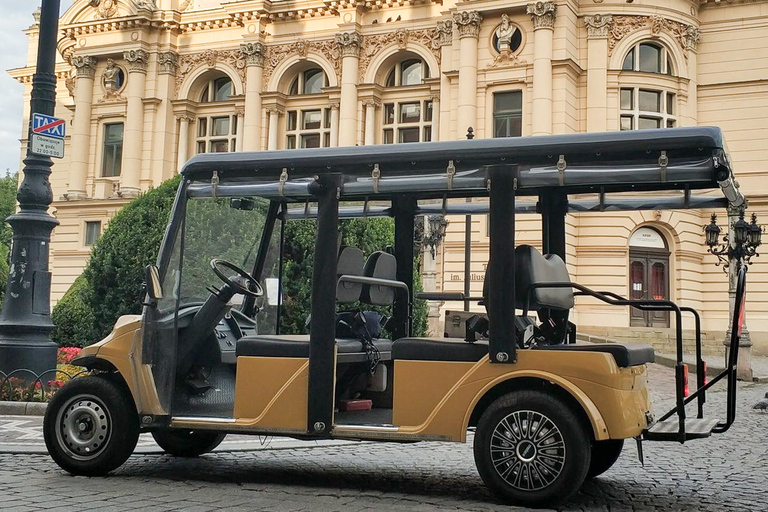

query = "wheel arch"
[{"left": 465, "top": 373, "right": 609, "bottom": 441}]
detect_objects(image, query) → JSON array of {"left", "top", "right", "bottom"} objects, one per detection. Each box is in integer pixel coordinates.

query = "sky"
[{"left": 0, "top": 1, "right": 74, "bottom": 176}]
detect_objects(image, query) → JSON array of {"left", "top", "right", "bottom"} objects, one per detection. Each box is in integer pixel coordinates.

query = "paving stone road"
[{"left": 1, "top": 363, "right": 766, "bottom": 512}]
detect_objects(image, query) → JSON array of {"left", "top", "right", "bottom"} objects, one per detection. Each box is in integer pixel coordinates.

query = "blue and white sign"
[
  {"left": 32, "top": 113, "right": 66, "bottom": 139},
  {"left": 30, "top": 113, "right": 65, "bottom": 159}
]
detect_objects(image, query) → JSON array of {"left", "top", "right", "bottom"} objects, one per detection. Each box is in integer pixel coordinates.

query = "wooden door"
[{"left": 629, "top": 251, "right": 670, "bottom": 328}]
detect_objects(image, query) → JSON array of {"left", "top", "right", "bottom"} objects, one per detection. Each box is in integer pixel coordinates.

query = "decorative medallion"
[{"left": 90, "top": 0, "right": 118, "bottom": 19}]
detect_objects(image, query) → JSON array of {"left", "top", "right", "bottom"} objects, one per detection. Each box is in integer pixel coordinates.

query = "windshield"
[{"left": 161, "top": 196, "right": 271, "bottom": 311}]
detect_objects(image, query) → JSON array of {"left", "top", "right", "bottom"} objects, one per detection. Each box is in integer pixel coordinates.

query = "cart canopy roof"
[{"left": 180, "top": 127, "right": 744, "bottom": 208}]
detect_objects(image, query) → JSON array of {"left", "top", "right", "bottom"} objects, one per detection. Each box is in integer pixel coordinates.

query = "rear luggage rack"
[{"left": 526, "top": 266, "right": 747, "bottom": 444}]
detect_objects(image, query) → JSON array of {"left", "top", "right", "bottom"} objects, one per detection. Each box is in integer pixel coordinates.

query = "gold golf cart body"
[{"left": 51, "top": 127, "right": 747, "bottom": 508}]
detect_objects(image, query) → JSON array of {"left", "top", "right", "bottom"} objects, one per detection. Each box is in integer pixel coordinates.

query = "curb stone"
[{"left": 0, "top": 401, "right": 47, "bottom": 416}]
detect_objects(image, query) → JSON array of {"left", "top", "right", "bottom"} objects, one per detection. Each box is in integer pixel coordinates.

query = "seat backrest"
[
  {"left": 336, "top": 246, "right": 364, "bottom": 303},
  {"left": 361, "top": 251, "right": 397, "bottom": 306},
  {"left": 514, "top": 245, "right": 574, "bottom": 311}
]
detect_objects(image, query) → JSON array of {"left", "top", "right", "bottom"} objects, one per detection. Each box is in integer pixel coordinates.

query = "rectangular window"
[
  {"left": 620, "top": 88, "right": 634, "bottom": 110},
  {"left": 638, "top": 90, "right": 661, "bottom": 113},
  {"left": 493, "top": 91, "right": 522, "bottom": 138},
  {"left": 400, "top": 103, "right": 421, "bottom": 124},
  {"left": 101, "top": 123, "right": 124, "bottom": 177},
  {"left": 620, "top": 88, "right": 676, "bottom": 131},
  {"left": 84, "top": 221, "right": 101, "bottom": 246},
  {"left": 398, "top": 127, "right": 419, "bottom": 144},
  {"left": 285, "top": 108, "right": 331, "bottom": 149},
  {"left": 196, "top": 115, "right": 237, "bottom": 154}
]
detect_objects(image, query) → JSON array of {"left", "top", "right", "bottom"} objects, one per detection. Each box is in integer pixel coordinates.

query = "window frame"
[
  {"left": 622, "top": 42, "right": 676, "bottom": 76},
  {"left": 199, "top": 75, "right": 234, "bottom": 103},
  {"left": 385, "top": 58, "right": 430, "bottom": 87},
  {"left": 84, "top": 220, "right": 102, "bottom": 246},
  {"left": 492, "top": 90, "right": 523, "bottom": 138},
  {"left": 285, "top": 107, "right": 332, "bottom": 149},
  {"left": 619, "top": 87, "right": 677, "bottom": 131},
  {"left": 195, "top": 113, "right": 239, "bottom": 154},
  {"left": 101, "top": 122, "right": 124, "bottom": 178},
  {"left": 382, "top": 99, "right": 433, "bottom": 144}
]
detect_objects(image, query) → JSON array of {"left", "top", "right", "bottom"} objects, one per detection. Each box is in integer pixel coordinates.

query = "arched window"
[
  {"left": 200, "top": 76, "right": 233, "bottom": 103},
  {"left": 285, "top": 67, "right": 331, "bottom": 148},
  {"left": 622, "top": 42, "right": 675, "bottom": 76},
  {"left": 385, "top": 59, "right": 429, "bottom": 87},
  {"left": 193, "top": 73, "right": 238, "bottom": 154},
  {"left": 289, "top": 68, "right": 326, "bottom": 95}
]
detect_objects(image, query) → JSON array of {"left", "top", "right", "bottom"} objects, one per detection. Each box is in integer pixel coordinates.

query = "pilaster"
[{"left": 453, "top": 12, "right": 481, "bottom": 138}]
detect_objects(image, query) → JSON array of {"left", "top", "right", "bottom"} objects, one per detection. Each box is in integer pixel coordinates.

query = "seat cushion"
[
  {"left": 515, "top": 245, "right": 574, "bottom": 311},
  {"left": 392, "top": 337, "right": 489, "bottom": 362},
  {"left": 534, "top": 343, "right": 655, "bottom": 368},
  {"left": 236, "top": 335, "right": 392, "bottom": 364}
]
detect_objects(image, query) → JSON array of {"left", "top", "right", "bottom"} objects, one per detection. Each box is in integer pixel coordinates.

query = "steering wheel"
[{"left": 210, "top": 259, "right": 264, "bottom": 298}]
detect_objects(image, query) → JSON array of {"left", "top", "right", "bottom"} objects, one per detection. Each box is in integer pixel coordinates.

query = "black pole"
[
  {"left": 392, "top": 196, "right": 416, "bottom": 340},
  {"left": 307, "top": 174, "right": 340, "bottom": 435},
  {"left": 0, "top": 1, "right": 61, "bottom": 378}
]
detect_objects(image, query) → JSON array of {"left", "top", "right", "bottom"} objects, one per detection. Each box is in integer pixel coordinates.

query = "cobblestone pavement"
[{"left": 1, "top": 364, "right": 766, "bottom": 512}]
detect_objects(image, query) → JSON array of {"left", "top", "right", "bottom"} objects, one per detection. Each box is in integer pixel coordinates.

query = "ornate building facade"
[{"left": 9, "top": 0, "right": 768, "bottom": 356}]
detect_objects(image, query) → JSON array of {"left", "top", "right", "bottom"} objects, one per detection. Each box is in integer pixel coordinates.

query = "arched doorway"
[{"left": 629, "top": 227, "right": 670, "bottom": 327}]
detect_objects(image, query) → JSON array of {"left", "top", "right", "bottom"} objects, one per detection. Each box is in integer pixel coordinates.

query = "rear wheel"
[
  {"left": 587, "top": 439, "right": 624, "bottom": 478},
  {"left": 152, "top": 429, "right": 226, "bottom": 457},
  {"left": 473, "top": 390, "right": 591, "bottom": 508},
  {"left": 43, "top": 376, "right": 139, "bottom": 476}
]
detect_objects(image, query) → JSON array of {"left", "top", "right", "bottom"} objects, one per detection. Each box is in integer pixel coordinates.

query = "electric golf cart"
[{"left": 44, "top": 127, "right": 747, "bottom": 508}]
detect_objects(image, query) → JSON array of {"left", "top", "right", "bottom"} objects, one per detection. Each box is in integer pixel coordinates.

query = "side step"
[{"left": 643, "top": 418, "right": 720, "bottom": 441}]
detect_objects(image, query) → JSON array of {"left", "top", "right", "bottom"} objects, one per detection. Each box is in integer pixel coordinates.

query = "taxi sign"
[
  {"left": 32, "top": 113, "right": 66, "bottom": 139},
  {"left": 30, "top": 113, "right": 66, "bottom": 159}
]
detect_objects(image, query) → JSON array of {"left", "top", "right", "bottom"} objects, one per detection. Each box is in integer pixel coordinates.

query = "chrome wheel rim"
[
  {"left": 55, "top": 394, "right": 112, "bottom": 461},
  {"left": 489, "top": 410, "right": 566, "bottom": 491}
]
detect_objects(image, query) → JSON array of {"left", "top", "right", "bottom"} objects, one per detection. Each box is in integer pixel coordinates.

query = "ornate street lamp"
[
  {"left": 424, "top": 215, "right": 449, "bottom": 258},
  {"left": 705, "top": 211, "right": 761, "bottom": 272},
  {"left": 704, "top": 208, "right": 761, "bottom": 381},
  {"left": 0, "top": 0, "right": 61, "bottom": 378}
]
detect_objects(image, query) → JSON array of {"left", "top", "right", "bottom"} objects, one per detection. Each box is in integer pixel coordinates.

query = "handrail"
[{"left": 526, "top": 282, "right": 687, "bottom": 440}]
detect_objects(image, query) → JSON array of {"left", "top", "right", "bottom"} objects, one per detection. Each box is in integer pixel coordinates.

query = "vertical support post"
[
  {"left": 464, "top": 211, "right": 472, "bottom": 310},
  {"left": 392, "top": 196, "right": 416, "bottom": 340},
  {"left": 540, "top": 192, "right": 568, "bottom": 260},
  {"left": 0, "top": 0, "right": 61, "bottom": 378},
  {"left": 487, "top": 165, "right": 517, "bottom": 363},
  {"left": 307, "top": 174, "right": 341, "bottom": 435}
]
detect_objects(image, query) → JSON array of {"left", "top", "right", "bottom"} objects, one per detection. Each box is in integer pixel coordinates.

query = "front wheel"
[
  {"left": 152, "top": 429, "right": 226, "bottom": 457},
  {"left": 43, "top": 376, "right": 139, "bottom": 476},
  {"left": 473, "top": 390, "right": 591, "bottom": 508},
  {"left": 587, "top": 439, "right": 624, "bottom": 478}
]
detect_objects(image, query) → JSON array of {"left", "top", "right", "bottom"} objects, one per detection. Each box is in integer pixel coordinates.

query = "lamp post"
[
  {"left": 422, "top": 215, "right": 449, "bottom": 336},
  {"left": 0, "top": 0, "right": 61, "bottom": 378},
  {"left": 705, "top": 207, "right": 761, "bottom": 380}
]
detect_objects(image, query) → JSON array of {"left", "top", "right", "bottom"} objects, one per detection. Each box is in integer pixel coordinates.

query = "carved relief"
[
  {"left": 124, "top": 49, "right": 149, "bottom": 73},
  {"left": 178, "top": 0, "right": 193, "bottom": 11},
  {"left": 452, "top": 11, "right": 483, "bottom": 39},
  {"left": 158, "top": 51, "right": 179, "bottom": 75},
  {"left": 71, "top": 55, "right": 97, "bottom": 79},
  {"left": 241, "top": 42, "right": 266, "bottom": 67},
  {"left": 262, "top": 40, "right": 340, "bottom": 90},
  {"left": 359, "top": 28, "right": 441, "bottom": 83},
  {"left": 100, "top": 58, "right": 124, "bottom": 102},
  {"left": 336, "top": 32, "right": 363, "bottom": 58},
  {"left": 436, "top": 20, "right": 453, "bottom": 46},
  {"left": 133, "top": 0, "right": 156, "bottom": 11},
  {"left": 608, "top": 15, "right": 701, "bottom": 57},
  {"left": 527, "top": 1, "right": 557, "bottom": 29},
  {"left": 90, "top": 0, "right": 118, "bottom": 19},
  {"left": 584, "top": 14, "right": 612, "bottom": 39},
  {"left": 176, "top": 49, "right": 247, "bottom": 97}
]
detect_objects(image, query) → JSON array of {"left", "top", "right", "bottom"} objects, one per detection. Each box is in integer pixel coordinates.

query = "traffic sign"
[
  {"left": 31, "top": 134, "right": 64, "bottom": 159},
  {"left": 32, "top": 113, "right": 66, "bottom": 139}
]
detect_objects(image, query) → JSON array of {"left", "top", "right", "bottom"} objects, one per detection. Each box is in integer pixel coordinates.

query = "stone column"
[
  {"left": 430, "top": 93, "right": 440, "bottom": 141},
  {"left": 452, "top": 12, "right": 482, "bottom": 139},
  {"left": 436, "top": 20, "right": 452, "bottom": 141},
  {"left": 584, "top": 15, "right": 611, "bottom": 133},
  {"left": 67, "top": 55, "right": 97, "bottom": 200},
  {"left": 330, "top": 102, "right": 340, "bottom": 147},
  {"left": 267, "top": 108, "right": 282, "bottom": 150},
  {"left": 155, "top": 51, "right": 178, "bottom": 182},
  {"left": 527, "top": 1, "right": 556, "bottom": 136},
  {"left": 121, "top": 49, "right": 149, "bottom": 197},
  {"left": 240, "top": 42, "right": 266, "bottom": 151},
  {"left": 363, "top": 100, "right": 379, "bottom": 145},
  {"left": 725, "top": 204, "right": 753, "bottom": 381},
  {"left": 682, "top": 27, "right": 701, "bottom": 127},
  {"left": 336, "top": 32, "right": 362, "bottom": 146},
  {"left": 235, "top": 107, "right": 245, "bottom": 152},
  {"left": 176, "top": 114, "right": 193, "bottom": 172}
]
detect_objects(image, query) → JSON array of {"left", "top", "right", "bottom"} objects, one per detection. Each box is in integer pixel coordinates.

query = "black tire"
[
  {"left": 152, "top": 429, "right": 226, "bottom": 457},
  {"left": 473, "top": 390, "right": 591, "bottom": 508},
  {"left": 587, "top": 439, "right": 624, "bottom": 479},
  {"left": 43, "top": 375, "right": 139, "bottom": 476}
]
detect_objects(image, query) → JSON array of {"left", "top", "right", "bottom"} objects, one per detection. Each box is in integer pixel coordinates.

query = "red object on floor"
[{"left": 339, "top": 399, "right": 372, "bottom": 412}]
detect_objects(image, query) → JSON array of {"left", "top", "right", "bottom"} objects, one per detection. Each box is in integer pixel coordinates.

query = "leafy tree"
[{"left": 0, "top": 172, "right": 18, "bottom": 307}]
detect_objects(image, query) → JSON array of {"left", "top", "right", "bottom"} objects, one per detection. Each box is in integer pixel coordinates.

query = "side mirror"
[{"left": 145, "top": 265, "right": 163, "bottom": 301}]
